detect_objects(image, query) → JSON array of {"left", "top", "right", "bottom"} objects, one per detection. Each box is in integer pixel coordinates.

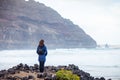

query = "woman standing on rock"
[{"left": 37, "top": 39, "right": 47, "bottom": 74}]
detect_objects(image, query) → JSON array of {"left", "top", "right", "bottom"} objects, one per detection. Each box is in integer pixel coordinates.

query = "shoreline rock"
[{"left": 0, "top": 63, "right": 111, "bottom": 80}]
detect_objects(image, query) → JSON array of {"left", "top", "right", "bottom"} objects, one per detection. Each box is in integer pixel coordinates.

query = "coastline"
[{"left": 0, "top": 63, "right": 111, "bottom": 80}]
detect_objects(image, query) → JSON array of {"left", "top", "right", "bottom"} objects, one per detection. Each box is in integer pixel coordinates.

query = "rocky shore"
[{"left": 0, "top": 63, "right": 111, "bottom": 80}]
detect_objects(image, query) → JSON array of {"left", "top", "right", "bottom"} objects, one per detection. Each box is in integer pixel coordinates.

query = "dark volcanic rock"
[
  {"left": 0, "top": 0, "right": 97, "bottom": 50},
  {"left": 0, "top": 63, "right": 110, "bottom": 80}
]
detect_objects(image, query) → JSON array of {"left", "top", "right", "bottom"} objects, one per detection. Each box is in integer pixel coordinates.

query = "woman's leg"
[{"left": 39, "top": 61, "right": 45, "bottom": 73}]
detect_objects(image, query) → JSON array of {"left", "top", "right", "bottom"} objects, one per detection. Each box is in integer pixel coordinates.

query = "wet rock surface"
[{"left": 0, "top": 63, "right": 111, "bottom": 80}]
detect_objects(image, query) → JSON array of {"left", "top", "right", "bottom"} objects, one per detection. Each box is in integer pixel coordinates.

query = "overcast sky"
[{"left": 35, "top": 0, "right": 120, "bottom": 45}]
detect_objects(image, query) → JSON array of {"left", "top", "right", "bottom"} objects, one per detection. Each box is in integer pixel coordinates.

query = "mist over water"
[{"left": 0, "top": 48, "right": 120, "bottom": 80}]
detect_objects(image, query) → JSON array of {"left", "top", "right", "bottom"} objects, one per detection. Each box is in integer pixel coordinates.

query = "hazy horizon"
[{"left": 34, "top": 0, "right": 120, "bottom": 45}]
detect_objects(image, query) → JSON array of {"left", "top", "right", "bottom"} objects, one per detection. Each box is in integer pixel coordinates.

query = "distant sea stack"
[{"left": 0, "top": 0, "right": 97, "bottom": 50}]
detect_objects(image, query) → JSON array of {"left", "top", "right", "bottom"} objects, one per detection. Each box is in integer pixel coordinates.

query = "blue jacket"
[{"left": 36, "top": 45, "right": 47, "bottom": 61}]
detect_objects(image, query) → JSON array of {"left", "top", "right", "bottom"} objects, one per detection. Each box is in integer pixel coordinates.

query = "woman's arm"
[
  {"left": 36, "top": 46, "right": 39, "bottom": 55},
  {"left": 44, "top": 46, "right": 47, "bottom": 56}
]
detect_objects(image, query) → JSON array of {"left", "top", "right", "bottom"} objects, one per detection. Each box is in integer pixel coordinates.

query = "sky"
[{"left": 34, "top": 0, "right": 120, "bottom": 45}]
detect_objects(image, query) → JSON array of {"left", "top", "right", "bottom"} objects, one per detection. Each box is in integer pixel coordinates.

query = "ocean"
[{"left": 0, "top": 48, "right": 120, "bottom": 80}]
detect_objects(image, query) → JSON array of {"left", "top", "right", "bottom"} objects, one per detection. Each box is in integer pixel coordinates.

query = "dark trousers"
[{"left": 39, "top": 61, "right": 45, "bottom": 73}]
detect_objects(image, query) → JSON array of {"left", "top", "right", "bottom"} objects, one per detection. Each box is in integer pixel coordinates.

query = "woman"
[{"left": 36, "top": 39, "right": 47, "bottom": 73}]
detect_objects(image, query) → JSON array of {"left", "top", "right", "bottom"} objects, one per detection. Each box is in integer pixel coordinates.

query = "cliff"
[{"left": 0, "top": 0, "right": 97, "bottom": 50}]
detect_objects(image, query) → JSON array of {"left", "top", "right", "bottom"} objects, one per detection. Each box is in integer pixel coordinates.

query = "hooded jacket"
[{"left": 37, "top": 45, "right": 47, "bottom": 61}]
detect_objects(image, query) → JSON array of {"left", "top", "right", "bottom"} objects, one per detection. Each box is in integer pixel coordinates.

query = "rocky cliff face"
[{"left": 0, "top": 0, "right": 97, "bottom": 50}]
